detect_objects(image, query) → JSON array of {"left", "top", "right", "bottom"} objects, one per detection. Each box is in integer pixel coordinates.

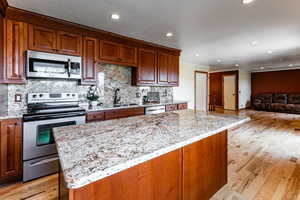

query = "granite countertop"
[
  {"left": 0, "top": 110, "right": 25, "bottom": 120},
  {"left": 84, "top": 100, "right": 188, "bottom": 112},
  {"left": 54, "top": 109, "right": 250, "bottom": 189}
]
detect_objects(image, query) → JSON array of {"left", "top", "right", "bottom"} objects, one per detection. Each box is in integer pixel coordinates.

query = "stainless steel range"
[{"left": 23, "top": 93, "right": 86, "bottom": 182}]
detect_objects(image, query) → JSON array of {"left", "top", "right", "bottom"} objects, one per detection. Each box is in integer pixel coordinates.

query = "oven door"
[{"left": 23, "top": 116, "right": 85, "bottom": 161}]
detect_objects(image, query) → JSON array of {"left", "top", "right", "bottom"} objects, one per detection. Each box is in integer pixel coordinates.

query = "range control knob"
[
  {"left": 67, "top": 94, "right": 70, "bottom": 97},
  {"left": 32, "top": 94, "right": 37, "bottom": 98},
  {"left": 72, "top": 94, "right": 75, "bottom": 97},
  {"left": 39, "top": 94, "right": 43, "bottom": 98}
]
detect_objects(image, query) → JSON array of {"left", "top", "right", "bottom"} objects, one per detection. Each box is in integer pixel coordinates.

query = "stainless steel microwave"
[{"left": 26, "top": 50, "right": 82, "bottom": 80}]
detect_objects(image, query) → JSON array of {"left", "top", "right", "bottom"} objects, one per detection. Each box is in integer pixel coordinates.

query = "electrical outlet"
[{"left": 15, "top": 94, "right": 22, "bottom": 102}]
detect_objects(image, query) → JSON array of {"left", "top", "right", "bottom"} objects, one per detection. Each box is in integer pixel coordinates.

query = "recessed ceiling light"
[
  {"left": 166, "top": 32, "right": 173, "bottom": 37},
  {"left": 242, "top": 0, "right": 254, "bottom": 4},
  {"left": 111, "top": 14, "right": 120, "bottom": 20},
  {"left": 267, "top": 50, "right": 273, "bottom": 54},
  {"left": 195, "top": 54, "right": 200, "bottom": 57},
  {"left": 260, "top": 67, "right": 265, "bottom": 70},
  {"left": 288, "top": 64, "right": 294, "bottom": 67},
  {"left": 235, "top": 64, "right": 240, "bottom": 67},
  {"left": 251, "top": 41, "right": 259, "bottom": 46},
  {"left": 217, "top": 59, "right": 222, "bottom": 63}
]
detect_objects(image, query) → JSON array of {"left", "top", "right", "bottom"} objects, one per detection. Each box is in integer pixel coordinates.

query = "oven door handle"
[
  {"left": 29, "top": 157, "right": 59, "bottom": 167},
  {"left": 23, "top": 111, "right": 85, "bottom": 121},
  {"left": 67, "top": 59, "right": 71, "bottom": 77}
]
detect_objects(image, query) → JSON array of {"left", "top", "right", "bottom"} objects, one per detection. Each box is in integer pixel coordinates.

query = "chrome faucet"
[{"left": 113, "top": 88, "right": 121, "bottom": 105}]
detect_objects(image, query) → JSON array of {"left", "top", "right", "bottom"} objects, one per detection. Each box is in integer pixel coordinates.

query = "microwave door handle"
[{"left": 67, "top": 59, "right": 71, "bottom": 77}]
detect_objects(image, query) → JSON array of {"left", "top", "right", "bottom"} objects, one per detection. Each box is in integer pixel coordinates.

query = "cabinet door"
[
  {"left": 28, "top": 24, "right": 56, "bottom": 53},
  {"left": 0, "top": 119, "right": 22, "bottom": 181},
  {"left": 56, "top": 31, "right": 82, "bottom": 56},
  {"left": 183, "top": 131, "right": 227, "bottom": 200},
  {"left": 4, "top": 19, "right": 27, "bottom": 84},
  {"left": 120, "top": 45, "right": 137, "bottom": 66},
  {"left": 157, "top": 51, "right": 169, "bottom": 85},
  {"left": 99, "top": 41, "right": 120, "bottom": 62},
  {"left": 137, "top": 48, "right": 157, "bottom": 85},
  {"left": 168, "top": 54, "right": 179, "bottom": 86},
  {"left": 82, "top": 37, "right": 98, "bottom": 84}
]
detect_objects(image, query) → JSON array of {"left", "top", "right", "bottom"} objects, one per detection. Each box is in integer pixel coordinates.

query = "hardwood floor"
[{"left": 0, "top": 110, "right": 299, "bottom": 200}]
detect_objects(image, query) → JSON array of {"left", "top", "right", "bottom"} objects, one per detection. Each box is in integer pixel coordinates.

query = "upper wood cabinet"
[
  {"left": 135, "top": 48, "right": 157, "bottom": 85},
  {"left": 99, "top": 40, "right": 137, "bottom": 67},
  {"left": 81, "top": 36, "right": 98, "bottom": 84},
  {"left": 168, "top": 54, "right": 179, "bottom": 86},
  {"left": 157, "top": 51, "right": 179, "bottom": 86},
  {"left": 28, "top": 24, "right": 56, "bottom": 53},
  {"left": 56, "top": 31, "right": 82, "bottom": 56},
  {"left": 28, "top": 24, "right": 82, "bottom": 56},
  {"left": 2, "top": 19, "right": 27, "bottom": 84},
  {"left": 157, "top": 51, "right": 169, "bottom": 85},
  {"left": 119, "top": 44, "right": 137, "bottom": 66},
  {"left": 0, "top": 118, "right": 22, "bottom": 183}
]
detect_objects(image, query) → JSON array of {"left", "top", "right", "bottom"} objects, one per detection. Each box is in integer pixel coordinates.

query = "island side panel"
[
  {"left": 65, "top": 149, "right": 183, "bottom": 200},
  {"left": 182, "top": 130, "right": 228, "bottom": 200}
]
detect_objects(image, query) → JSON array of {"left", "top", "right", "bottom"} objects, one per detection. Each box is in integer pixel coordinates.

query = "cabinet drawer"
[
  {"left": 128, "top": 107, "right": 145, "bottom": 116},
  {"left": 105, "top": 110, "right": 120, "bottom": 120},
  {"left": 178, "top": 103, "right": 187, "bottom": 110},
  {"left": 86, "top": 111, "right": 105, "bottom": 122},
  {"left": 166, "top": 104, "right": 178, "bottom": 112}
]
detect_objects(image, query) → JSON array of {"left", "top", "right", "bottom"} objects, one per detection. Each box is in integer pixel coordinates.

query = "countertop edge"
[
  {"left": 64, "top": 117, "right": 251, "bottom": 189},
  {"left": 85, "top": 101, "right": 189, "bottom": 112}
]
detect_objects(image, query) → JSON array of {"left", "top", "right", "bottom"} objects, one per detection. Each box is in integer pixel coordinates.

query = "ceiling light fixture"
[
  {"left": 217, "top": 59, "right": 222, "bottom": 63},
  {"left": 288, "top": 64, "right": 294, "bottom": 67},
  {"left": 242, "top": 0, "right": 254, "bottom": 4},
  {"left": 267, "top": 50, "right": 273, "bottom": 54},
  {"left": 260, "top": 67, "right": 265, "bottom": 70},
  {"left": 111, "top": 14, "right": 120, "bottom": 20},
  {"left": 251, "top": 41, "right": 259, "bottom": 46},
  {"left": 195, "top": 54, "right": 200, "bottom": 57},
  {"left": 235, "top": 64, "right": 240, "bottom": 67},
  {"left": 166, "top": 32, "right": 173, "bottom": 37}
]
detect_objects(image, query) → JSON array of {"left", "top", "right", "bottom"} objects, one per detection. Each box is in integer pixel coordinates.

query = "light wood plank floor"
[{"left": 0, "top": 110, "right": 299, "bottom": 200}]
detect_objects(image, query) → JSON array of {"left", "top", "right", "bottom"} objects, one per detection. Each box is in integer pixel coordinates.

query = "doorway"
[
  {"left": 222, "top": 75, "right": 237, "bottom": 110},
  {"left": 194, "top": 71, "right": 208, "bottom": 111}
]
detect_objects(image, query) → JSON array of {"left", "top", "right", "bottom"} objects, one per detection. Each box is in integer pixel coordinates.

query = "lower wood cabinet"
[
  {"left": 0, "top": 118, "right": 22, "bottom": 183},
  {"left": 178, "top": 103, "right": 187, "bottom": 110},
  {"left": 60, "top": 131, "right": 227, "bottom": 200},
  {"left": 87, "top": 107, "right": 145, "bottom": 123},
  {"left": 183, "top": 131, "right": 227, "bottom": 200},
  {"left": 166, "top": 104, "right": 178, "bottom": 112}
]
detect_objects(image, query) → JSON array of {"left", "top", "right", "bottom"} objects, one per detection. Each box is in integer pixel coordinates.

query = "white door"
[
  {"left": 223, "top": 75, "right": 236, "bottom": 110},
  {"left": 195, "top": 72, "right": 207, "bottom": 111}
]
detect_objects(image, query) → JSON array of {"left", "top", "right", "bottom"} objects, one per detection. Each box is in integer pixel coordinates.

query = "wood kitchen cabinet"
[
  {"left": 62, "top": 149, "right": 182, "bottom": 200},
  {"left": 56, "top": 30, "right": 82, "bottom": 56},
  {"left": 29, "top": 24, "right": 82, "bottom": 56},
  {"left": 99, "top": 41, "right": 137, "bottom": 67},
  {"left": 81, "top": 36, "right": 98, "bottom": 84},
  {"left": 28, "top": 24, "right": 57, "bottom": 53},
  {"left": 157, "top": 51, "right": 169, "bottom": 85},
  {"left": 2, "top": 19, "right": 27, "bottom": 84},
  {"left": 167, "top": 54, "right": 179, "bottom": 86},
  {"left": 0, "top": 118, "right": 22, "bottom": 183},
  {"left": 134, "top": 48, "right": 157, "bottom": 85},
  {"left": 183, "top": 130, "right": 227, "bottom": 200}
]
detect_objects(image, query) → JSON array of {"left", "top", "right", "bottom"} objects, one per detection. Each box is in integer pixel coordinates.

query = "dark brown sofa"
[{"left": 253, "top": 93, "right": 300, "bottom": 114}]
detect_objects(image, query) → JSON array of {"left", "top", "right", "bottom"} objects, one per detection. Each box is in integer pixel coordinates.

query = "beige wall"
[{"left": 173, "top": 62, "right": 209, "bottom": 109}]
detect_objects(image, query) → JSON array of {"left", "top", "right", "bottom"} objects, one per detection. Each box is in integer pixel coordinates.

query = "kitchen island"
[{"left": 54, "top": 110, "right": 250, "bottom": 200}]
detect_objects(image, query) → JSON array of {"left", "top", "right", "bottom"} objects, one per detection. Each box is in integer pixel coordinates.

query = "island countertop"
[{"left": 54, "top": 110, "right": 250, "bottom": 189}]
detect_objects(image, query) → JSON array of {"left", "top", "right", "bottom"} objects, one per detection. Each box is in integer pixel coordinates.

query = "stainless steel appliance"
[
  {"left": 26, "top": 50, "right": 82, "bottom": 79},
  {"left": 23, "top": 93, "right": 85, "bottom": 182},
  {"left": 145, "top": 106, "right": 166, "bottom": 115}
]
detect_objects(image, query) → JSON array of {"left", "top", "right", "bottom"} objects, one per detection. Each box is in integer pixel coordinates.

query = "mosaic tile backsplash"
[{"left": 7, "top": 64, "right": 173, "bottom": 112}]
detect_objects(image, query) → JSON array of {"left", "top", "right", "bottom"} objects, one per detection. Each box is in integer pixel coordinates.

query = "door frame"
[
  {"left": 194, "top": 71, "right": 208, "bottom": 111},
  {"left": 222, "top": 74, "right": 238, "bottom": 111}
]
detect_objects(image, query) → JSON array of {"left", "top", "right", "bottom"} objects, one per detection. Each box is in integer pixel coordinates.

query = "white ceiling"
[{"left": 8, "top": 0, "right": 300, "bottom": 71}]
